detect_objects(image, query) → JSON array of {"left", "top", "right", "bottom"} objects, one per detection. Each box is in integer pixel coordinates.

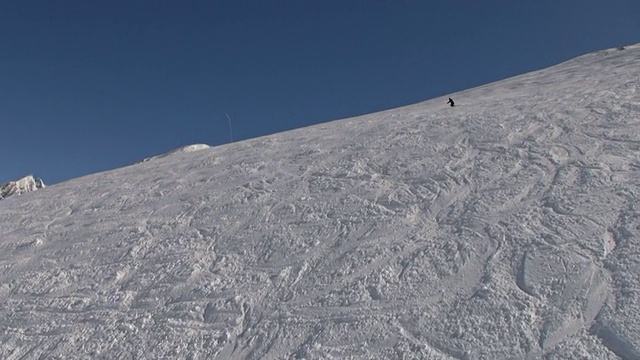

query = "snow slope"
[
  {"left": 138, "top": 143, "right": 211, "bottom": 163},
  {"left": 1, "top": 44, "right": 640, "bottom": 359}
]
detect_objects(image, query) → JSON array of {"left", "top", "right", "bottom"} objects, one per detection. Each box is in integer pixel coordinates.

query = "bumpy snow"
[
  {"left": 0, "top": 175, "right": 45, "bottom": 200},
  {"left": 1, "top": 44, "right": 640, "bottom": 359}
]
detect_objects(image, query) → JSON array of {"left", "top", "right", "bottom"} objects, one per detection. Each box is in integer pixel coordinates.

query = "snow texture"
[
  {"left": 1, "top": 44, "right": 640, "bottom": 359},
  {"left": 138, "top": 143, "right": 211, "bottom": 163},
  {"left": 0, "top": 175, "right": 44, "bottom": 200}
]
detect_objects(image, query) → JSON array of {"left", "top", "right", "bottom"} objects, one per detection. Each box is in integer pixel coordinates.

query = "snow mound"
[
  {"left": 139, "top": 143, "right": 211, "bottom": 163},
  {"left": 167, "top": 143, "right": 211, "bottom": 154},
  {"left": 0, "top": 175, "right": 45, "bottom": 200}
]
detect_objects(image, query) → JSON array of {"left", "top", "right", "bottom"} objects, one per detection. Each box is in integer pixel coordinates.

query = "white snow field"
[{"left": 2, "top": 43, "right": 640, "bottom": 359}]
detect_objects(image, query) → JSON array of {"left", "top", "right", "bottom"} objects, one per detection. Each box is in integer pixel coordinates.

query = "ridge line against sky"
[
  {"left": 1, "top": 1, "right": 639, "bottom": 184},
  {"left": 2, "top": 45, "right": 640, "bottom": 358}
]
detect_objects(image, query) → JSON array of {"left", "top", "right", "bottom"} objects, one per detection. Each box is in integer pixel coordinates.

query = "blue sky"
[{"left": 1, "top": 1, "right": 638, "bottom": 184}]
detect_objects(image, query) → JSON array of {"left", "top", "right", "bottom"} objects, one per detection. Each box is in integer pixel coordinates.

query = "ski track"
[{"left": 1, "top": 44, "right": 640, "bottom": 359}]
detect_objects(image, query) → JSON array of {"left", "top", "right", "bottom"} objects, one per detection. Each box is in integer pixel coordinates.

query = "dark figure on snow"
[{"left": 447, "top": 98, "right": 455, "bottom": 107}]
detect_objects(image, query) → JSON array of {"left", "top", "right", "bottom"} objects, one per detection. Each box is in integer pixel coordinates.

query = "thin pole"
[{"left": 225, "top": 113, "right": 233, "bottom": 143}]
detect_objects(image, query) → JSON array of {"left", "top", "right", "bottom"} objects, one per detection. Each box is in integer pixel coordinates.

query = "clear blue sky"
[{"left": 2, "top": 1, "right": 638, "bottom": 184}]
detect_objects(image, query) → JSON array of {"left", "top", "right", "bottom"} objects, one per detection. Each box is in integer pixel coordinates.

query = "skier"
[{"left": 447, "top": 98, "right": 455, "bottom": 107}]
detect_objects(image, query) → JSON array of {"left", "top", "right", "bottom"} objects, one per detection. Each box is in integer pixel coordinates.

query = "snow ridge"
[
  {"left": 138, "top": 143, "right": 211, "bottom": 163},
  {"left": 1, "top": 44, "right": 640, "bottom": 359}
]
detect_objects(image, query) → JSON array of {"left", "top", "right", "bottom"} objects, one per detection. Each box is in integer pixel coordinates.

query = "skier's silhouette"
[{"left": 447, "top": 98, "right": 455, "bottom": 107}]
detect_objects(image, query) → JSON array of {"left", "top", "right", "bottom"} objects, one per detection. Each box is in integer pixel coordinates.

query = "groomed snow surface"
[{"left": 1, "top": 44, "right": 640, "bottom": 359}]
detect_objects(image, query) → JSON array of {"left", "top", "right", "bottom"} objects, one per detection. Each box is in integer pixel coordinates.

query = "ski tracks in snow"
[{"left": 2, "top": 45, "right": 640, "bottom": 359}]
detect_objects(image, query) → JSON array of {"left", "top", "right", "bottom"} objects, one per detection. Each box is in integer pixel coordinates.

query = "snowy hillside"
[
  {"left": 0, "top": 175, "right": 45, "bottom": 200},
  {"left": 1, "top": 44, "right": 640, "bottom": 359}
]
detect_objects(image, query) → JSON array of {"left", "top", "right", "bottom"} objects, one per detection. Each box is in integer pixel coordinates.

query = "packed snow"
[{"left": 1, "top": 44, "right": 640, "bottom": 359}]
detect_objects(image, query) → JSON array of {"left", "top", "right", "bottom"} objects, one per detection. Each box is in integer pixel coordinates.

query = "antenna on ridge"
[{"left": 225, "top": 113, "right": 233, "bottom": 143}]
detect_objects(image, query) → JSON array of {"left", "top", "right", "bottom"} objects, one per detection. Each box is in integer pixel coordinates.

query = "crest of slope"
[{"left": 1, "top": 44, "right": 640, "bottom": 359}]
